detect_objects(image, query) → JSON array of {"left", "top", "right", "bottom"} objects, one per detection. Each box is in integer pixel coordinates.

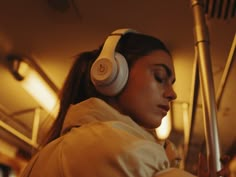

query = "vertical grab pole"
[{"left": 190, "top": 0, "right": 222, "bottom": 176}]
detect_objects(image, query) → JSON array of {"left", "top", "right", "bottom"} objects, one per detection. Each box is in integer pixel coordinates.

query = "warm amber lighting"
[
  {"left": 9, "top": 58, "right": 59, "bottom": 116},
  {"left": 155, "top": 111, "right": 172, "bottom": 140},
  {"left": 21, "top": 69, "right": 58, "bottom": 114},
  {"left": 182, "top": 103, "right": 190, "bottom": 145}
]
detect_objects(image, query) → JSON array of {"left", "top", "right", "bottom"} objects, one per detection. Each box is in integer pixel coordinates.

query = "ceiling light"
[
  {"left": 21, "top": 69, "right": 58, "bottom": 114},
  {"left": 7, "top": 55, "right": 59, "bottom": 117}
]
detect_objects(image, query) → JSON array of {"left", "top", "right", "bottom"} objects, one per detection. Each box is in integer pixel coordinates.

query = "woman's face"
[{"left": 115, "top": 50, "right": 177, "bottom": 129}]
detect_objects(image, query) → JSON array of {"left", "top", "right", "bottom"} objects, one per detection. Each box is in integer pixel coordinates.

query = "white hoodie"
[{"left": 20, "top": 97, "right": 195, "bottom": 177}]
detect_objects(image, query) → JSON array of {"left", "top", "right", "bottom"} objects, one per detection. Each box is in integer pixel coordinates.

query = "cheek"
[
  {"left": 127, "top": 75, "right": 149, "bottom": 95},
  {"left": 133, "top": 73, "right": 160, "bottom": 95},
  {"left": 125, "top": 74, "right": 161, "bottom": 102},
  {"left": 118, "top": 74, "right": 146, "bottom": 105}
]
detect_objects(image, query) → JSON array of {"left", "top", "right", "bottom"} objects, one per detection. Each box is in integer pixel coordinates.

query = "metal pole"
[
  {"left": 216, "top": 33, "right": 236, "bottom": 109},
  {"left": 0, "top": 120, "right": 38, "bottom": 148},
  {"left": 32, "top": 108, "right": 41, "bottom": 145},
  {"left": 190, "top": 0, "right": 222, "bottom": 176},
  {"left": 184, "top": 47, "right": 199, "bottom": 165}
]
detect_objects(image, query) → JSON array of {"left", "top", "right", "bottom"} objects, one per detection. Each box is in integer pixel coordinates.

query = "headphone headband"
[{"left": 97, "top": 28, "right": 136, "bottom": 62}]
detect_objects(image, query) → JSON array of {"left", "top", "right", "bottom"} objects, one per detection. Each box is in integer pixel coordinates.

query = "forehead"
[{"left": 137, "top": 50, "right": 175, "bottom": 75}]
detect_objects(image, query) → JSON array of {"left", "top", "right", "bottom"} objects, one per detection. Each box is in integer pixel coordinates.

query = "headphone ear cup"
[{"left": 92, "top": 52, "right": 129, "bottom": 96}]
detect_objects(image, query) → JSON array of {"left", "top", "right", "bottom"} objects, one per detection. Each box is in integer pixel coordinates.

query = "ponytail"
[{"left": 44, "top": 49, "right": 101, "bottom": 144}]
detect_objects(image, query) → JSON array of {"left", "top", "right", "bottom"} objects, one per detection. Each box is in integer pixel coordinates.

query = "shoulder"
[
  {"left": 60, "top": 121, "right": 169, "bottom": 176},
  {"left": 62, "top": 120, "right": 163, "bottom": 154},
  {"left": 20, "top": 137, "right": 65, "bottom": 177}
]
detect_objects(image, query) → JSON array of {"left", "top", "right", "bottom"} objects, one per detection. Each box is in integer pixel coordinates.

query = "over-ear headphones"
[{"left": 90, "top": 28, "right": 136, "bottom": 96}]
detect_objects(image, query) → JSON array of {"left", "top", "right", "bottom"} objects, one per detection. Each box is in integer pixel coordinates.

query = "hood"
[{"left": 60, "top": 97, "right": 157, "bottom": 142}]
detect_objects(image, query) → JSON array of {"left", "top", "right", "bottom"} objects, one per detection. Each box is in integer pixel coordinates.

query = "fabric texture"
[{"left": 20, "top": 97, "right": 196, "bottom": 177}]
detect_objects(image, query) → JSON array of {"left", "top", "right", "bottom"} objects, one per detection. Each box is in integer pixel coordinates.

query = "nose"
[{"left": 164, "top": 86, "right": 177, "bottom": 101}]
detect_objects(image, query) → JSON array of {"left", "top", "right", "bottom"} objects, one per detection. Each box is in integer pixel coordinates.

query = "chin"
[
  {"left": 136, "top": 115, "right": 162, "bottom": 129},
  {"left": 143, "top": 121, "right": 162, "bottom": 130}
]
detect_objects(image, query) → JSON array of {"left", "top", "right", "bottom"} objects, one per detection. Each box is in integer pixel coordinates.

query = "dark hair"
[{"left": 44, "top": 31, "right": 171, "bottom": 144}]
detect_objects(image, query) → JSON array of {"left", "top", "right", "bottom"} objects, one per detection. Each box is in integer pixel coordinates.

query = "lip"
[{"left": 158, "top": 105, "right": 170, "bottom": 113}]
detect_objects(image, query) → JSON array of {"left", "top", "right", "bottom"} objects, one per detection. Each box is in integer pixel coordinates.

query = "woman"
[{"left": 20, "top": 28, "right": 197, "bottom": 177}]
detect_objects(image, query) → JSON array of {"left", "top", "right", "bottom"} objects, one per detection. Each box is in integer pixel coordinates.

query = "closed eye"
[
  {"left": 155, "top": 75, "right": 164, "bottom": 83},
  {"left": 154, "top": 64, "right": 175, "bottom": 84}
]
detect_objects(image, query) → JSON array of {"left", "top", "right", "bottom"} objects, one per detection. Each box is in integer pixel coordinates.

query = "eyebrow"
[{"left": 154, "top": 64, "right": 176, "bottom": 84}]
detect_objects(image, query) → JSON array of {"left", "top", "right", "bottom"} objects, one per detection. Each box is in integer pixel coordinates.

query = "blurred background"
[{"left": 0, "top": 0, "right": 235, "bottom": 176}]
